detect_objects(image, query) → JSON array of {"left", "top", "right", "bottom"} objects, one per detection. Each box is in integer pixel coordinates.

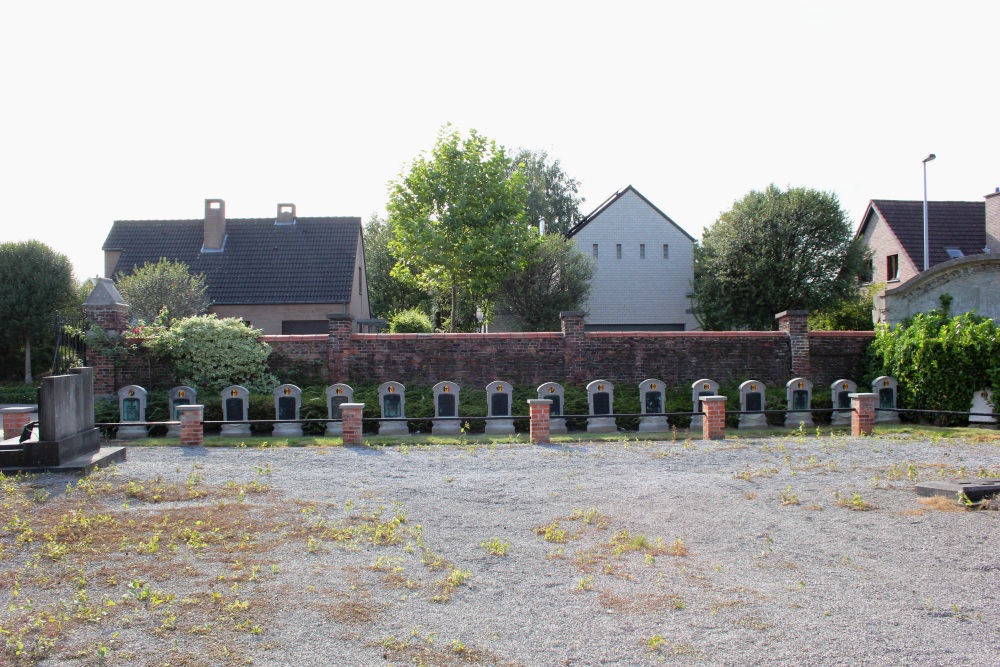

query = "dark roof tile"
[{"left": 868, "top": 200, "right": 984, "bottom": 268}]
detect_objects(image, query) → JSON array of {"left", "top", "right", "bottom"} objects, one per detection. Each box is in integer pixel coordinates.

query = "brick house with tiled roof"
[{"left": 102, "top": 199, "right": 371, "bottom": 335}]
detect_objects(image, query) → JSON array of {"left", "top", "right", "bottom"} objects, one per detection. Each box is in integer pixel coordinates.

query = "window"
[
  {"left": 945, "top": 247, "right": 964, "bottom": 259},
  {"left": 616, "top": 244, "right": 622, "bottom": 259},
  {"left": 592, "top": 244, "right": 598, "bottom": 259},
  {"left": 639, "top": 244, "right": 645, "bottom": 259},
  {"left": 663, "top": 244, "right": 669, "bottom": 259},
  {"left": 887, "top": 254, "right": 899, "bottom": 281}
]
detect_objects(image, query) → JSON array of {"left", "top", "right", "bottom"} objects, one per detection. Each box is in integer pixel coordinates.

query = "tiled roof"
[
  {"left": 103, "top": 217, "right": 361, "bottom": 304},
  {"left": 868, "top": 200, "right": 985, "bottom": 268}
]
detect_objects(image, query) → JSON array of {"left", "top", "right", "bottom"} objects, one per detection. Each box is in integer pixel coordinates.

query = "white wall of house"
[{"left": 570, "top": 189, "right": 698, "bottom": 331}]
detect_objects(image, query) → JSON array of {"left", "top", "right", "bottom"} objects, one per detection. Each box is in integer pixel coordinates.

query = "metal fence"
[{"left": 52, "top": 310, "right": 87, "bottom": 375}]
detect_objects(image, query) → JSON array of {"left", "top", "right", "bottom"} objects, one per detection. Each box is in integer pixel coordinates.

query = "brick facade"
[
  {"left": 528, "top": 399, "right": 552, "bottom": 444},
  {"left": 850, "top": 393, "right": 877, "bottom": 436}
]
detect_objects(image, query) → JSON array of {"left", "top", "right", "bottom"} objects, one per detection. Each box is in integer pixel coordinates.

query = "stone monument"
[
  {"left": 378, "top": 382, "right": 408, "bottom": 436},
  {"left": 691, "top": 379, "right": 719, "bottom": 431},
  {"left": 830, "top": 379, "right": 856, "bottom": 427},
  {"left": 784, "top": 378, "right": 814, "bottom": 428},
  {"left": 872, "top": 376, "right": 900, "bottom": 424},
  {"left": 638, "top": 379, "right": 668, "bottom": 432},
  {"left": 738, "top": 380, "right": 767, "bottom": 429},
  {"left": 536, "top": 382, "right": 567, "bottom": 434},
  {"left": 221, "top": 385, "right": 252, "bottom": 436},
  {"left": 167, "top": 386, "right": 197, "bottom": 437},
  {"left": 485, "top": 381, "right": 515, "bottom": 435},
  {"left": 325, "top": 384, "right": 353, "bottom": 436},
  {"left": 432, "top": 381, "right": 462, "bottom": 435},
  {"left": 273, "top": 384, "right": 303, "bottom": 437},
  {"left": 586, "top": 380, "right": 617, "bottom": 433},
  {"left": 117, "top": 385, "right": 148, "bottom": 439}
]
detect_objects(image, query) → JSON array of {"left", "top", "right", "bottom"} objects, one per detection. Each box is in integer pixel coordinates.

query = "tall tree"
[
  {"left": 509, "top": 148, "right": 584, "bottom": 236},
  {"left": 388, "top": 125, "right": 531, "bottom": 332},
  {"left": 492, "top": 234, "right": 595, "bottom": 331},
  {"left": 363, "top": 214, "right": 432, "bottom": 321},
  {"left": 0, "top": 240, "right": 77, "bottom": 383},
  {"left": 115, "top": 258, "right": 210, "bottom": 327},
  {"left": 692, "top": 185, "right": 869, "bottom": 331}
]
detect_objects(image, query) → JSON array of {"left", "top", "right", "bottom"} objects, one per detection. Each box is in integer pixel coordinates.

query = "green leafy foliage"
[
  {"left": 809, "top": 283, "right": 882, "bottom": 331},
  {"left": 363, "top": 214, "right": 432, "bottom": 320},
  {"left": 509, "top": 148, "right": 584, "bottom": 236},
  {"left": 388, "top": 309, "right": 433, "bottom": 334},
  {"left": 692, "top": 185, "right": 870, "bottom": 331},
  {"left": 866, "top": 303, "right": 1000, "bottom": 424},
  {"left": 115, "top": 259, "right": 210, "bottom": 326}
]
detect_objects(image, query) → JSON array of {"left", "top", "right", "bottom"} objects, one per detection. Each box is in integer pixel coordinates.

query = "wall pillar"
[
  {"left": 340, "top": 403, "right": 364, "bottom": 446},
  {"left": 528, "top": 399, "right": 552, "bottom": 444},
  {"left": 701, "top": 396, "right": 727, "bottom": 440},
  {"left": 84, "top": 278, "right": 131, "bottom": 396},
  {"left": 2, "top": 407, "right": 34, "bottom": 441},
  {"left": 560, "top": 310, "right": 587, "bottom": 384},
  {"left": 327, "top": 314, "right": 354, "bottom": 383},
  {"left": 177, "top": 405, "right": 204, "bottom": 447},
  {"left": 775, "top": 310, "right": 810, "bottom": 377},
  {"left": 849, "top": 393, "right": 876, "bottom": 436}
]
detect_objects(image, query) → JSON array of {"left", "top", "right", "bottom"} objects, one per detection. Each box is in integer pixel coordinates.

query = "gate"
[{"left": 52, "top": 310, "right": 87, "bottom": 374}]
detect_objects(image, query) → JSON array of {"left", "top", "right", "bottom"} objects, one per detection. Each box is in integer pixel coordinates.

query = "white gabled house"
[{"left": 567, "top": 185, "right": 698, "bottom": 331}]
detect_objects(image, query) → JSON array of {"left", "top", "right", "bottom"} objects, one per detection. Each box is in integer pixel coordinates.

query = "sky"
[{"left": 2, "top": 1, "right": 998, "bottom": 281}]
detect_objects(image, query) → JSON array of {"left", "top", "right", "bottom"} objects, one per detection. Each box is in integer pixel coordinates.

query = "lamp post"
[{"left": 922, "top": 153, "right": 936, "bottom": 271}]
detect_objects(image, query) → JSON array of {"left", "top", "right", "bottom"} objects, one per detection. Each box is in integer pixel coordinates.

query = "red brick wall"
[{"left": 808, "top": 331, "right": 877, "bottom": 385}]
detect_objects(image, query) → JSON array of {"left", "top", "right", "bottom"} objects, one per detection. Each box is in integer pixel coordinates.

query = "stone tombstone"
[
  {"left": 784, "top": 378, "right": 814, "bottom": 428},
  {"left": 273, "top": 384, "right": 303, "bottom": 437},
  {"left": 378, "top": 381, "right": 408, "bottom": 436},
  {"left": 970, "top": 388, "right": 997, "bottom": 425},
  {"left": 586, "top": 380, "right": 617, "bottom": 433},
  {"left": 167, "top": 386, "right": 197, "bottom": 438},
  {"left": 432, "top": 381, "right": 462, "bottom": 435},
  {"left": 221, "top": 385, "right": 251, "bottom": 436},
  {"left": 691, "top": 379, "right": 719, "bottom": 431},
  {"left": 638, "top": 379, "right": 668, "bottom": 432},
  {"left": 537, "top": 382, "right": 567, "bottom": 434},
  {"left": 485, "top": 381, "right": 515, "bottom": 435},
  {"left": 830, "top": 379, "right": 857, "bottom": 427},
  {"left": 738, "top": 380, "right": 767, "bottom": 429},
  {"left": 872, "top": 376, "right": 900, "bottom": 424},
  {"left": 325, "top": 384, "right": 354, "bottom": 436},
  {"left": 117, "top": 385, "right": 148, "bottom": 439}
]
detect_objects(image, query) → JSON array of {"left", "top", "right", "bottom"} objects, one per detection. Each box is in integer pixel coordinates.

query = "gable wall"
[
  {"left": 348, "top": 234, "right": 371, "bottom": 320},
  {"left": 210, "top": 303, "right": 347, "bottom": 335},
  {"left": 571, "top": 190, "right": 697, "bottom": 330},
  {"left": 861, "top": 209, "right": 919, "bottom": 286}
]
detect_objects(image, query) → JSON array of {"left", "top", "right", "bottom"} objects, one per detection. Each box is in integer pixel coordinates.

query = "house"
[
  {"left": 856, "top": 188, "right": 1000, "bottom": 324},
  {"left": 566, "top": 185, "right": 698, "bottom": 331},
  {"left": 102, "top": 199, "right": 372, "bottom": 334}
]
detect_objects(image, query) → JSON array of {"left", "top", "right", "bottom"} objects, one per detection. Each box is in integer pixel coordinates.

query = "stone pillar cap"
[
  {"left": 774, "top": 310, "right": 809, "bottom": 319},
  {"left": 339, "top": 402, "right": 365, "bottom": 409},
  {"left": 848, "top": 392, "right": 877, "bottom": 398},
  {"left": 701, "top": 396, "right": 727, "bottom": 403},
  {"left": 527, "top": 399, "right": 553, "bottom": 404}
]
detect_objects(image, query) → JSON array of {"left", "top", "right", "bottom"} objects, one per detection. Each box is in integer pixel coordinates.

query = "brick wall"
[{"left": 808, "top": 331, "right": 877, "bottom": 385}]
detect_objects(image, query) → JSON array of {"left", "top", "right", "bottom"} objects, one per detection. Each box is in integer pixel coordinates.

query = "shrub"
[{"left": 388, "top": 308, "right": 433, "bottom": 334}]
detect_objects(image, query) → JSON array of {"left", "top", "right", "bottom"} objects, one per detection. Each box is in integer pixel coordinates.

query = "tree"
[
  {"left": 492, "top": 234, "right": 595, "bottom": 331},
  {"left": 691, "top": 185, "right": 870, "bottom": 331},
  {"left": 115, "top": 259, "right": 210, "bottom": 327},
  {"left": 363, "top": 214, "right": 432, "bottom": 321},
  {"left": 808, "top": 282, "right": 882, "bottom": 331},
  {"left": 0, "top": 240, "right": 77, "bottom": 383},
  {"left": 388, "top": 125, "right": 532, "bottom": 332},
  {"left": 509, "top": 148, "right": 584, "bottom": 236}
]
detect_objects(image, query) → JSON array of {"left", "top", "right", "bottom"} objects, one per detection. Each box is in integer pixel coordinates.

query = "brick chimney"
[
  {"left": 985, "top": 188, "right": 1000, "bottom": 254},
  {"left": 276, "top": 203, "right": 296, "bottom": 224},
  {"left": 203, "top": 199, "right": 226, "bottom": 251}
]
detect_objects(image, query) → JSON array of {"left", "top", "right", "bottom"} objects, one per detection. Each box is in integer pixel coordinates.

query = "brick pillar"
[
  {"left": 701, "top": 396, "right": 727, "bottom": 440},
  {"left": 528, "top": 399, "right": 552, "bottom": 444},
  {"left": 2, "top": 407, "right": 34, "bottom": 440},
  {"left": 775, "top": 310, "right": 810, "bottom": 377},
  {"left": 84, "top": 301, "right": 130, "bottom": 397},
  {"left": 849, "top": 393, "right": 876, "bottom": 436},
  {"left": 560, "top": 310, "right": 587, "bottom": 384},
  {"left": 177, "top": 405, "right": 204, "bottom": 446},
  {"left": 327, "top": 314, "right": 354, "bottom": 383},
  {"left": 340, "top": 403, "right": 364, "bottom": 446}
]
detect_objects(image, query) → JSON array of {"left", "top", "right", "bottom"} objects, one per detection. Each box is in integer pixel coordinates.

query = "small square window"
[
  {"left": 887, "top": 254, "right": 899, "bottom": 281},
  {"left": 663, "top": 244, "right": 669, "bottom": 259},
  {"left": 639, "top": 244, "right": 645, "bottom": 259},
  {"left": 616, "top": 244, "right": 622, "bottom": 259},
  {"left": 592, "top": 244, "right": 598, "bottom": 259},
  {"left": 944, "top": 247, "right": 964, "bottom": 259}
]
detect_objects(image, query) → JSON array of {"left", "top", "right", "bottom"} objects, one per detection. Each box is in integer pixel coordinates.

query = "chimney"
[
  {"left": 985, "top": 188, "right": 1000, "bottom": 254},
  {"left": 276, "top": 203, "right": 296, "bottom": 224},
  {"left": 203, "top": 199, "right": 226, "bottom": 251}
]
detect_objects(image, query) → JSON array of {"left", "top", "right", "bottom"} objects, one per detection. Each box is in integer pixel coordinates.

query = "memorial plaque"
[
  {"left": 593, "top": 392, "right": 611, "bottom": 415},
  {"left": 438, "top": 393, "right": 456, "bottom": 417},
  {"left": 277, "top": 396, "right": 296, "bottom": 421},
  {"left": 746, "top": 392, "right": 762, "bottom": 412},
  {"left": 122, "top": 398, "right": 140, "bottom": 422},
  {"left": 792, "top": 389, "right": 809, "bottom": 411},
  {"left": 549, "top": 395, "right": 562, "bottom": 417},
  {"left": 645, "top": 391, "right": 662, "bottom": 414},
  {"left": 330, "top": 396, "right": 347, "bottom": 420},
  {"left": 837, "top": 391, "right": 851, "bottom": 410},
  {"left": 879, "top": 388, "right": 894, "bottom": 410},
  {"left": 491, "top": 393, "right": 509, "bottom": 417},
  {"left": 225, "top": 398, "right": 245, "bottom": 421},
  {"left": 383, "top": 394, "right": 401, "bottom": 418}
]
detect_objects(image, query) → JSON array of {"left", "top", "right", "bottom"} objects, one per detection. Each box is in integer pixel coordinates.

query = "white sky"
[{"left": 2, "top": 1, "right": 998, "bottom": 280}]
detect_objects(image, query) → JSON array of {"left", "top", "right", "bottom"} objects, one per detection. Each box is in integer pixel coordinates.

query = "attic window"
[{"left": 944, "top": 247, "right": 964, "bottom": 259}]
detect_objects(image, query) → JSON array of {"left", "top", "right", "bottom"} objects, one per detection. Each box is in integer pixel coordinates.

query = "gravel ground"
[{"left": 13, "top": 433, "right": 1000, "bottom": 666}]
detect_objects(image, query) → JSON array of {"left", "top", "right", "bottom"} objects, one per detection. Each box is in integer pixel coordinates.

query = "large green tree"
[
  {"left": 0, "top": 240, "right": 77, "bottom": 383},
  {"left": 388, "top": 126, "right": 532, "bottom": 332},
  {"left": 692, "top": 185, "right": 869, "bottom": 331},
  {"left": 116, "top": 258, "right": 210, "bottom": 327},
  {"left": 363, "top": 214, "right": 432, "bottom": 321},
  {"left": 509, "top": 148, "right": 584, "bottom": 236},
  {"left": 492, "top": 234, "right": 595, "bottom": 331}
]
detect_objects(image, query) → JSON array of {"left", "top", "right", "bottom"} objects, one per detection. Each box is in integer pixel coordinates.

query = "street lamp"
[{"left": 922, "top": 153, "right": 936, "bottom": 271}]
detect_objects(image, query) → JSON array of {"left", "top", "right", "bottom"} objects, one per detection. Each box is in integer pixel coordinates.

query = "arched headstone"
[
  {"left": 830, "top": 379, "right": 856, "bottom": 427},
  {"left": 117, "top": 385, "right": 148, "bottom": 439},
  {"left": 221, "top": 385, "right": 251, "bottom": 436},
  {"left": 167, "top": 386, "right": 197, "bottom": 438},
  {"left": 784, "top": 378, "right": 814, "bottom": 428},
  {"left": 433, "top": 381, "right": 462, "bottom": 435},
  {"left": 485, "top": 381, "right": 515, "bottom": 435},
  {"left": 872, "top": 376, "right": 900, "bottom": 424},
  {"left": 378, "top": 382, "right": 409, "bottom": 436},
  {"left": 738, "top": 380, "right": 767, "bottom": 429},
  {"left": 586, "top": 380, "right": 617, "bottom": 433},
  {"left": 638, "top": 379, "right": 668, "bottom": 432},
  {"left": 537, "top": 382, "right": 567, "bottom": 434},
  {"left": 273, "top": 384, "right": 303, "bottom": 437},
  {"left": 970, "top": 389, "right": 997, "bottom": 425},
  {"left": 691, "top": 379, "right": 719, "bottom": 431},
  {"left": 325, "top": 384, "right": 353, "bottom": 436}
]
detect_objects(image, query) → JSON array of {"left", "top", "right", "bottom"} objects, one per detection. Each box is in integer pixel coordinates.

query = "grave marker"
[
  {"left": 738, "top": 380, "right": 767, "bottom": 429},
  {"left": 969, "top": 389, "right": 996, "bottom": 425},
  {"left": 586, "top": 380, "right": 617, "bottom": 433},
  {"left": 167, "top": 386, "right": 197, "bottom": 437},
  {"left": 485, "top": 381, "right": 515, "bottom": 435},
  {"left": 432, "top": 381, "right": 462, "bottom": 435},
  {"left": 273, "top": 384, "right": 303, "bottom": 437},
  {"left": 378, "top": 382, "right": 409, "bottom": 436},
  {"left": 872, "top": 376, "right": 900, "bottom": 424},
  {"left": 691, "top": 379, "right": 719, "bottom": 431},
  {"left": 784, "top": 378, "right": 814, "bottom": 428},
  {"left": 117, "top": 385, "right": 148, "bottom": 439},
  {"left": 537, "top": 382, "right": 567, "bottom": 434},
  {"left": 221, "top": 385, "right": 251, "bottom": 436},
  {"left": 830, "top": 379, "right": 856, "bottom": 427},
  {"left": 325, "top": 384, "right": 353, "bottom": 436},
  {"left": 638, "top": 379, "right": 668, "bottom": 432}
]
